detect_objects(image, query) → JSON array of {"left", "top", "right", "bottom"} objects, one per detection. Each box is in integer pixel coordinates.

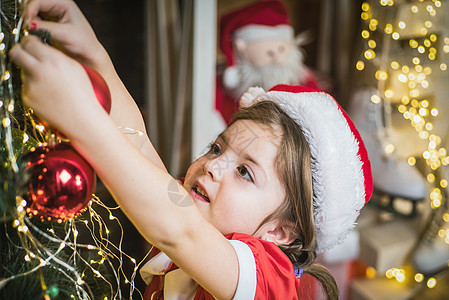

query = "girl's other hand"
[
  {"left": 9, "top": 35, "right": 103, "bottom": 139},
  {"left": 24, "top": 0, "right": 108, "bottom": 71}
]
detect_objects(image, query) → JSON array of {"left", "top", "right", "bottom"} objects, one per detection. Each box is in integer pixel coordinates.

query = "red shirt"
[{"left": 141, "top": 233, "right": 302, "bottom": 299}]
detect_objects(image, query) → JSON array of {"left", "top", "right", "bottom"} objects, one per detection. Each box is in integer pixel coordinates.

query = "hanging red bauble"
[
  {"left": 23, "top": 142, "right": 96, "bottom": 220},
  {"left": 34, "top": 64, "right": 111, "bottom": 133},
  {"left": 81, "top": 64, "right": 112, "bottom": 114},
  {"left": 21, "top": 64, "right": 109, "bottom": 220}
]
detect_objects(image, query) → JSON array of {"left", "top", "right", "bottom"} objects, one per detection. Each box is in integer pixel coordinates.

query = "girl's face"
[{"left": 184, "top": 120, "right": 285, "bottom": 237}]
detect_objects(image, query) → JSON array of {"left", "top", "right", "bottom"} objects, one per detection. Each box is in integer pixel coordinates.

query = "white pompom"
[
  {"left": 223, "top": 66, "right": 240, "bottom": 89},
  {"left": 239, "top": 87, "right": 266, "bottom": 108}
]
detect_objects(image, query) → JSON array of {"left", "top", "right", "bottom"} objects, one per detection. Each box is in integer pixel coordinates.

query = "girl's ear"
[{"left": 262, "top": 222, "right": 296, "bottom": 245}]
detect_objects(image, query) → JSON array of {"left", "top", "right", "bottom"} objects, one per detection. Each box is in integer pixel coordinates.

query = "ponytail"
[
  {"left": 303, "top": 263, "right": 338, "bottom": 300},
  {"left": 280, "top": 241, "right": 339, "bottom": 300}
]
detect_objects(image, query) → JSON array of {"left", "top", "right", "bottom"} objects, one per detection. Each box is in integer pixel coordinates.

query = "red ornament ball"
[
  {"left": 33, "top": 64, "right": 111, "bottom": 135},
  {"left": 23, "top": 143, "right": 96, "bottom": 220},
  {"left": 81, "top": 64, "right": 112, "bottom": 114}
]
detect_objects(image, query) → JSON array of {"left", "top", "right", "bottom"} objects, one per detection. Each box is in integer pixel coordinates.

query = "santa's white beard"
[{"left": 228, "top": 48, "right": 307, "bottom": 99}]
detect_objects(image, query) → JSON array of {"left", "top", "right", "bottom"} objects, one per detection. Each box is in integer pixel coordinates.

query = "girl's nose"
[{"left": 203, "top": 156, "right": 229, "bottom": 181}]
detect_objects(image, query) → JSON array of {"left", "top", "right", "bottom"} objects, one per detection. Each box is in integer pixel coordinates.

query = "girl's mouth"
[{"left": 191, "top": 186, "right": 210, "bottom": 203}]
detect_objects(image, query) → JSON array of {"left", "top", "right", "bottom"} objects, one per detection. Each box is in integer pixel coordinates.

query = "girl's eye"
[
  {"left": 208, "top": 143, "right": 221, "bottom": 156},
  {"left": 237, "top": 166, "right": 253, "bottom": 182}
]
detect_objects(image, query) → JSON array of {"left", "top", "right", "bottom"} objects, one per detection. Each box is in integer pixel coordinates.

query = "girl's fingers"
[
  {"left": 10, "top": 35, "right": 61, "bottom": 72},
  {"left": 28, "top": 20, "right": 72, "bottom": 44},
  {"left": 24, "top": 0, "right": 71, "bottom": 26},
  {"left": 20, "top": 35, "right": 48, "bottom": 60},
  {"left": 22, "top": 35, "right": 66, "bottom": 61},
  {"left": 9, "top": 40, "right": 39, "bottom": 71}
]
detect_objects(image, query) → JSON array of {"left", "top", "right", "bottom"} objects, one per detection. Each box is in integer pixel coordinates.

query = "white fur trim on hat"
[
  {"left": 240, "top": 87, "right": 366, "bottom": 253},
  {"left": 234, "top": 25, "right": 294, "bottom": 42}
]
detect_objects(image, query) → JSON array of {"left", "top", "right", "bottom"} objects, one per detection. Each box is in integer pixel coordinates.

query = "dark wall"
[
  {"left": 76, "top": 0, "right": 145, "bottom": 107},
  {"left": 75, "top": 0, "right": 148, "bottom": 294}
]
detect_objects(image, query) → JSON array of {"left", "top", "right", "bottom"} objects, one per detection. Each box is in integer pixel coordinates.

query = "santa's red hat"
[
  {"left": 240, "top": 85, "right": 373, "bottom": 253},
  {"left": 220, "top": 0, "right": 294, "bottom": 89}
]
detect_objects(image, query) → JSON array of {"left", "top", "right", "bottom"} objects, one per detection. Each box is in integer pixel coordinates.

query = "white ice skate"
[{"left": 349, "top": 88, "right": 427, "bottom": 217}]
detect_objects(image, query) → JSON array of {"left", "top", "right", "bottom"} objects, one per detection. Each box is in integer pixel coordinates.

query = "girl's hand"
[
  {"left": 9, "top": 35, "right": 104, "bottom": 139},
  {"left": 24, "top": 0, "right": 109, "bottom": 71}
]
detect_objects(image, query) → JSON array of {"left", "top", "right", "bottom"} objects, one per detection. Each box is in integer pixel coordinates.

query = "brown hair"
[{"left": 232, "top": 101, "right": 338, "bottom": 299}]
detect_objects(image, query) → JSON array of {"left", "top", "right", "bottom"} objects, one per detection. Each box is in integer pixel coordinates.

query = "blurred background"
[{"left": 75, "top": 0, "right": 449, "bottom": 299}]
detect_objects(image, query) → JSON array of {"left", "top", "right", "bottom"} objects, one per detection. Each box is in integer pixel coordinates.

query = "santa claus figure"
[{"left": 216, "top": 0, "right": 322, "bottom": 123}]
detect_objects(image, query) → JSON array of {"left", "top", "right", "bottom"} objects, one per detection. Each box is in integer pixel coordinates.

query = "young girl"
[{"left": 10, "top": 0, "right": 373, "bottom": 299}]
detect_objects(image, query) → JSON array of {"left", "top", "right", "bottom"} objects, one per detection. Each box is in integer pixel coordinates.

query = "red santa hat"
[
  {"left": 240, "top": 85, "right": 373, "bottom": 253},
  {"left": 220, "top": 0, "right": 294, "bottom": 89}
]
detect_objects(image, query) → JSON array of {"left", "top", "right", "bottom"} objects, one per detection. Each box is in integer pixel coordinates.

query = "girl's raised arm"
[
  {"left": 11, "top": 35, "right": 240, "bottom": 300},
  {"left": 24, "top": 0, "right": 166, "bottom": 171}
]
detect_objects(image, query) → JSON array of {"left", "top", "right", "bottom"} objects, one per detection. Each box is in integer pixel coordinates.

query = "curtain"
[
  {"left": 144, "top": 0, "right": 194, "bottom": 177},
  {"left": 316, "top": 0, "right": 362, "bottom": 108}
]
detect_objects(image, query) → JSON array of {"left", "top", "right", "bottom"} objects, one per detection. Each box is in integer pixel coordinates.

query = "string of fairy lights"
[
  {"left": 356, "top": 0, "right": 449, "bottom": 290},
  {"left": 8, "top": 195, "right": 149, "bottom": 299},
  {"left": 0, "top": 1, "right": 149, "bottom": 299}
]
